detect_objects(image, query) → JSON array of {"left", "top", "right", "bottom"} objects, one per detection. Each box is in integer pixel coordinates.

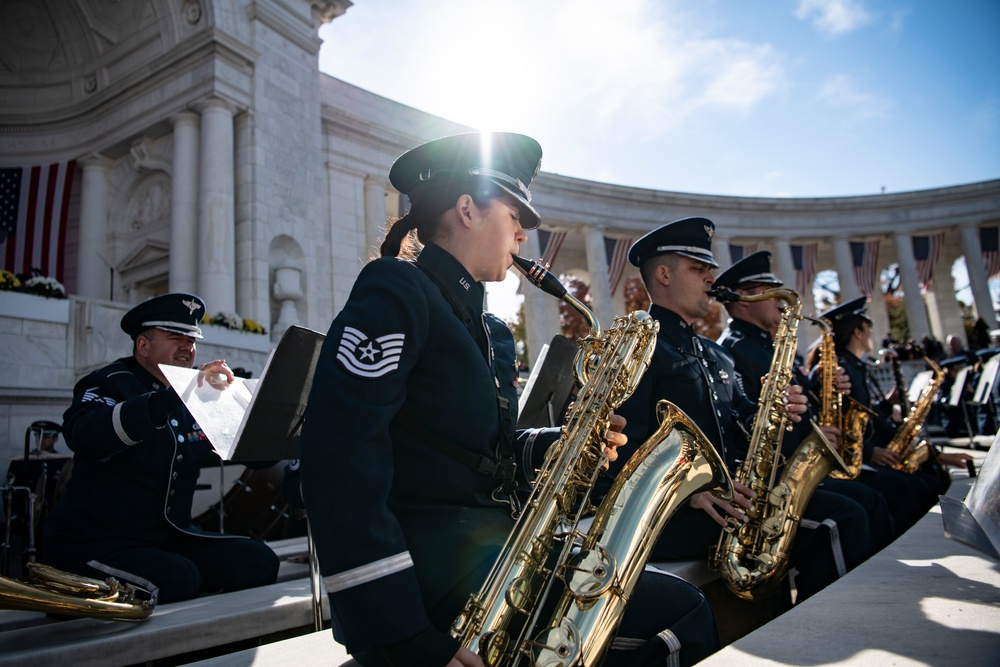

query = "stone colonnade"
[
  {"left": 75, "top": 97, "right": 243, "bottom": 314},
  {"left": 512, "top": 214, "right": 999, "bottom": 366}
]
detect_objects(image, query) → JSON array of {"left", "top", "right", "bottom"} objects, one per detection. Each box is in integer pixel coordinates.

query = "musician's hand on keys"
[
  {"left": 600, "top": 413, "right": 627, "bottom": 468},
  {"left": 692, "top": 480, "right": 753, "bottom": 528},
  {"left": 871, "top": 446, "right": 901, "bottom": 467},
  {"left": 197, "top": 359, "right": 235, "bottom": 389},
  {"left": 834, "top": 366, "right": 852, "bottom": 394},
  {"left": 449, "top": 647, "right": 485, "bottom": 667},
  {"left": 784, "top": 384, "right": 809, "bottom": 422}
]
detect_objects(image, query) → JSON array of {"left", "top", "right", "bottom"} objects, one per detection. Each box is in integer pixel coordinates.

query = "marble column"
[
  {"left": 196, "top": 98, "right": 237, "bottom": 314},
  {"left": 959, "top": 223, "right": 998, "bottom": 328},
  {"left": 169, "top": 112, "right": 199, "bottom": 294},
  {"left": 584, "top": 226, "right": 614, "bottom": 328},
  {"left": 522, "top": 230, "right": 561, "bottom": 369},
  {"left": 771, "top": 239, "right": 796, "bottom": 287},
  {"left": 364, "top": 178, "right": 387, "bottom": 256},
  {"left": 893, "top": 231, "right": 931, "bottom": 341},
  {"left": 713, "top": 235, "right": 732, "bottom": 273},
  {"left": 925, "top": 250, "right": 965, "bottom": 343},
  {"left": 832, "top": 237, "right": 861, "bottom": 300},
  {"left": 234, "top": 111, "right": 256, "bottom": 320},
  {"left": 77, "top": 156, "right": 113, "bottom": 300}
]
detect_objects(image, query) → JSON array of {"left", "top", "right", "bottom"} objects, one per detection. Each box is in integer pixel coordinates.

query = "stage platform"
[{"left": 698, "top": 448, "right": 999, "bottom": 667}]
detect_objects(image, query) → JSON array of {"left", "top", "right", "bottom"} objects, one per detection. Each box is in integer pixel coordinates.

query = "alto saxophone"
[
  {"left": 450, "top": 256, "right": 733, "bottom": 666},
  {"left": 811, "top": 318, "right": 875, "bottom": 480},
  {"left": 709, "top": 286, "right": 848, "bottom": 601},
  {"left": 885, "top": 357, "right": 946, "bottom": 473}
]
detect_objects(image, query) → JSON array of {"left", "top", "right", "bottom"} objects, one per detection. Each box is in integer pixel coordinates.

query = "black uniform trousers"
[
  {"left": 820, "top": 478, "right": 896, "bottom": 551},
  {"left": 43, "top": 529, "right": 279, "bottom": 604},
  {"left": 652, "top": 489, "right": 872, "bottom": 603}
]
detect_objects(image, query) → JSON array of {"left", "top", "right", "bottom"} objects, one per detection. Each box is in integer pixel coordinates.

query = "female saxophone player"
[{"left": 300, "top": 132, "right": 718, "bottom": 667}]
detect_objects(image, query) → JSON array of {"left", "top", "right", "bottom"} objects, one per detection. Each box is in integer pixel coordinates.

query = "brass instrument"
[
  {"left": 709, "top": 286, "right": 848, "bottom": 600},
  {"left": 812, "top": 318, "right": 875, "bottom": 480},
  {"left": 885, "top": 357, "right": 946, "bottom": 474},
  {"left": 450, "top": 256, "right": 733, "bottom": 666},
  {"left": 0, "top": 562, "right": 154, "bottom": 621}
]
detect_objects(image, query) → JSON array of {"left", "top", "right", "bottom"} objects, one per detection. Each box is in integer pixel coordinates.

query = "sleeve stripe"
[
  {"left": 323, "top": 552, "right": 414, "bottom": 593},
  {"left": 112, "top": 402, "right": 142, "bottom": 446}
]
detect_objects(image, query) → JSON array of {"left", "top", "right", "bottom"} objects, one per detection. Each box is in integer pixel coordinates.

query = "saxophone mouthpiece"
[
  {"left": 707, "top": 286, "right": 740, "bottom": 303},
  {"left": 511, "top": 255, "right": 568, "bottom": 300}
]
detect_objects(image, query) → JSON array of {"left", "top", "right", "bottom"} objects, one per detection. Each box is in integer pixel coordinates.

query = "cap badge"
[
  {"left": 182, "top": 299, "right": 200, "bottom": 316},
  {"left": 704, "top": 225, "right": 714, "bottom": 240}
]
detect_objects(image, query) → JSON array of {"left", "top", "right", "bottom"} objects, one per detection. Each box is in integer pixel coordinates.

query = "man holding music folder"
[{"left": 42, "top": 293, "right": 279, "bottom": 604}]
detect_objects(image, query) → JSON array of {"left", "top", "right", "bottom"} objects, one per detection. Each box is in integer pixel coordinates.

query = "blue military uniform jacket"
[
  {"left": 300, "top": 243, "right": 554, "bottom": 655},
  {"left": 613, "top": 305, "right": 756, "bottom": 476},
  {"left": 45, "top": 356, "right": 223, "bottom": 551}
]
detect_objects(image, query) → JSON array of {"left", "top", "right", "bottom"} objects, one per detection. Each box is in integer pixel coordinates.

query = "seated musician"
[
  {"left": 42, "top": 294, "right": 279, "bottom": 604},
  {"left": 608, "top": 220, "right": 875, "bottom": 604},
  {"left": 300, "top": 133, "right": 719, "bottom": 667},
  {"left": 812, "top": 299, "right": 971, "bottom": 526}
]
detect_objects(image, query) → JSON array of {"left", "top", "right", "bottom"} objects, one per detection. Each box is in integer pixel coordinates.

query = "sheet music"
[{"left": 159, "top": 364, "right": 261, "bottom": 460}]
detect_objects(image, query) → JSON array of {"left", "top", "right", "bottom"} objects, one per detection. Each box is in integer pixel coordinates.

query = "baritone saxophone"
[{"left": 450, "top": 256, "right": 732, "bottom": 666}]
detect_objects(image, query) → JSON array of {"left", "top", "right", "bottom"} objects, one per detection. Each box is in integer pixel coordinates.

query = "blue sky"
[{"left": 318, "top": 0, "right": 1000, "bottom": 199}]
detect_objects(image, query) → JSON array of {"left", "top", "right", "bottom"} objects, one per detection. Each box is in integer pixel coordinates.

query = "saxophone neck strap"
[{"left": 393, "top": 405, "right": 516, "bottom": 481}]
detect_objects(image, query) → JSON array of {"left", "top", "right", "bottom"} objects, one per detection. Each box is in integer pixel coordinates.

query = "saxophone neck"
[{"left": 511, "top": 255, "right": 601, "bottom": 337}]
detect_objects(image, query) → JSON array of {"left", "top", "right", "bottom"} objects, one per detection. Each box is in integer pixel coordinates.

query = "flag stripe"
[
  {"left": 728, "top": 243, "right": 758, "bottom": 264},
  {"left": 850, "top": 240, "right": 880, "bottom": 298},
  {"left": 912, "top": 232, "right": 943, "bottom": 290},
  {"left": 981, "top": 227, "right": 1000, "bottom": 280},
  {"left": 792, "top": 243, "right": 817, "bottom": 296},
  {"left": 540, "top": 230, "right": 566, "bottom": 268},
  {"left": 0, "top": 161, "right": 75, "bottom": 282},
  {"left": 606, "top": 237, "right": 633, "bottom": 295}
]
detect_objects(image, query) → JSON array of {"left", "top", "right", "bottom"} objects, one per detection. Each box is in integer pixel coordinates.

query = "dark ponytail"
[{"left": 375, "top": 179, "right": 502, "bottom": 260}]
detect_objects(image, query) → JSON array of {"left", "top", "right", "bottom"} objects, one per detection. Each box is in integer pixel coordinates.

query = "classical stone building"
[{"left": 1, "top": 0, "right": 998, "bottom": 457}]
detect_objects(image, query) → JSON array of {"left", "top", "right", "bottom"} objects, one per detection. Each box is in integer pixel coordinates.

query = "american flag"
[
  {"left": 1, "top": 161, "right": 76, "bottom": 282},
  {"left": 604, "top": 236, "right": 633, "bottom": 295},
  {"left": 850, "top": 240, "right": 880, "bottom": 298},
  {"left": 912, "top": 232, "right": 943, "bottom": 290},
  {"left": 536, "top": 229, "right": 566, "bottom": 269},
  {"left": 981, "top": 227, "right": 1000, "bottom": 280},
  {"left": 728, "top": 243, "right": 758, "bottom": 264},
  {"left": 791, "top": 243, "right": 817, "bottom": 296}
]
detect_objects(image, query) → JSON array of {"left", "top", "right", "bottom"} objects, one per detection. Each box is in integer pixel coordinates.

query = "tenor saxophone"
[
  {"left": 811, "top": 318, "right": 875, "bottom": 480},
  {"left": 885, "top": 357, "right": 946, "bottom": 474},
  {"left": 709, "top": 286, "right": 849, "bottom": 601},
  {"left": 450, "top": 256, "right": 732, "bottom": 666}
]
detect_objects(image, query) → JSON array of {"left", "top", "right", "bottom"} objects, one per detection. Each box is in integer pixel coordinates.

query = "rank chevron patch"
[{"left": 336, "top": 326, "right": 406, "bottom": 378}]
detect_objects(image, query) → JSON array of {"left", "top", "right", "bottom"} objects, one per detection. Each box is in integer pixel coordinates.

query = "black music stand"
[
  {"left": 517, "top": 335, "right": 579, "bottom": 428},
  {"left": 971, "top": 355, "right": 1000, "bottom": 446}
]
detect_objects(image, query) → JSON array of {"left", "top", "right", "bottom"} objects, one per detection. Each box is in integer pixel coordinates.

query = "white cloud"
[
  {"left": 319, "top": 0, "right": 790, "bottom": 144},
  {"left": 816, "top": 73, "right": 893, "bottom": 119},
  {"left": 795, "top": 0, "right": 873, "bottom": 36}
]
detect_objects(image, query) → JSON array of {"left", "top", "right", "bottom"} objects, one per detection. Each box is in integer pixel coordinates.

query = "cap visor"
[
  {"left": 675, "top": 250, "right": 719, "bottom": 269},
  {"left": 493, "top": 180, "right": 540, "bottom": 230}
]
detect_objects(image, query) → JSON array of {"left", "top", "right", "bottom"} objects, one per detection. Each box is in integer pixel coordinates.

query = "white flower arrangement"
[
  {"left": 202, "top": 311, "right": 267, "bottom": 334},
  {"left": 23, "top": 275, "right": 67, "bottom": 299}
]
